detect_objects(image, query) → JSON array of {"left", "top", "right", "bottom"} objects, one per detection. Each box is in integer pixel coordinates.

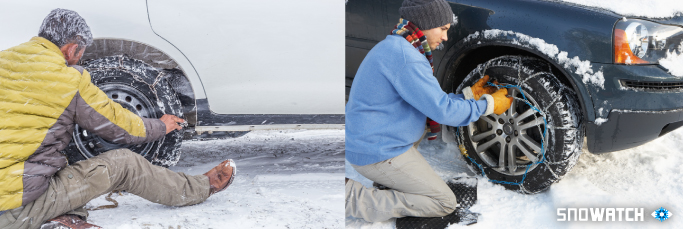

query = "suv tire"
[
  {"left": 452, "top": 55, "right": 584, "bottom": 194},
  {"left": 63, "top": 55, "right": 184, "bottom": 167}
]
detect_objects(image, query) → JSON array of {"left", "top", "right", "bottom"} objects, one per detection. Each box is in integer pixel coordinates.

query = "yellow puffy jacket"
[{"left": 0, "top": 37, "right": 166, "bottom": 211}]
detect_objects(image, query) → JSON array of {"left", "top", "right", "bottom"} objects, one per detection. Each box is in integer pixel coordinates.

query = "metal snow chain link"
[
  {"left": 89, "top": 65, "right": 167, "bottom": 103},
  {"left": 89, "top": 56, "right": 170, "bottom": 102},
  {"left": 456, "top": 82, "right": 549, "bottom": 186}
]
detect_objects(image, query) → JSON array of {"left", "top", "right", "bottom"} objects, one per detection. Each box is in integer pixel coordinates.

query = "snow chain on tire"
[
  {"left": 452, "top": 55, "right": 584, "bottom": 194},
  {"left": 62, "top": 55, "right": 185, "bottom": 167}
]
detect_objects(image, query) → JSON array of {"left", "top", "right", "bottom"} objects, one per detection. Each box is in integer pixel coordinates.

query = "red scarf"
[{"left": 391, "top": 18, "right": 434, "bottom": 72}]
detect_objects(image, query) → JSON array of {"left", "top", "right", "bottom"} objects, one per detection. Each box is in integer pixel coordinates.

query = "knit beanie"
[{"left": 399, "top": 0, "right": 454, "bottom": 30}]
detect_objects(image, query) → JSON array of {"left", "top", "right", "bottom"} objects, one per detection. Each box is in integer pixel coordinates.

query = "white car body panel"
[
  {"left": 0, "top": 0, "right": 344, "bottom": 116},
  {"left": 147, "top": 0, "right": 345, "bottom": 114},
  {"left": 0, "top": 0, "right": 209, "bottom": 101}
]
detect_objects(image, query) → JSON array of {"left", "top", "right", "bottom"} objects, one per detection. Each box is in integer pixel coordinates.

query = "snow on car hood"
[
  {"left": 465, "top": 29, "right": 606, "bottom": 89},
  {"left": 553, "top": 0, "right": 683, "bottom": 19},
  {"left": 659, "top": 41, "right": 683, "bottom": 77}
]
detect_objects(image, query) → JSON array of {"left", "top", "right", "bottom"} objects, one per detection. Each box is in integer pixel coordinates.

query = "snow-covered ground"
[
  {"left": 84, "top": 130, "right": 345, "bottom": 229},
  {"left": 346, "top": 128, "right": 683, "bottom": 228}
]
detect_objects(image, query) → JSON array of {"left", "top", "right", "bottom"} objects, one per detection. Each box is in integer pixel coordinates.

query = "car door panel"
[{"left": 147, "top": 0, "right": 345, "bottom": 115}]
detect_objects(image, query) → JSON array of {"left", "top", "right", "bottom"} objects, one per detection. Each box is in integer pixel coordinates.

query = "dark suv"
[{"left": 346, "top": 0, "right": 683, "bottom": 193}]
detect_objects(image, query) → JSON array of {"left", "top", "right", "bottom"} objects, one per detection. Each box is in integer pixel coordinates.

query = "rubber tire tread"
[
  {"left": 63, "top": 55, "right": 184, "bottom": 167},
  {"left": 455, "top": 55, "right": 584, "bottom": 194}
]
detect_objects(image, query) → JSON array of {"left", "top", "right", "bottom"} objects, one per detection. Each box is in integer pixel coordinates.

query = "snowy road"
[
  {"left": 84, "top": 130, "right": 345, "bottom": 229},
  {"left": 346, "top": 128, "right": 683, "bottom": 229}
]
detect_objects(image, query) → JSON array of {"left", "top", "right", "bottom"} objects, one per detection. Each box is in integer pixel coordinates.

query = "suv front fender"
[{"left": 438, "top": 34, "right": 598, "bottom": 123}]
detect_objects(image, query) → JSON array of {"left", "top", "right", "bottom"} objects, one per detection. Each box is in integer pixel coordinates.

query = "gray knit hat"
[{"left": 399, "top": 0, "right": 454, "bottom": 30}]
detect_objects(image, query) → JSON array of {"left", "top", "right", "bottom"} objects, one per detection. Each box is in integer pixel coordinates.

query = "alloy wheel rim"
[{"left": 466, "top": 85, "right": 547, "bottom": 176}]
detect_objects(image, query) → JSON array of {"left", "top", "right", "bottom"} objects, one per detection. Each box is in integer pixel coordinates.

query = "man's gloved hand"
[
  {"left": 472, "top": 75, "right": 498, "bottom": 100},
  {"left": 160, "top": 114, "right": 185, "bottom": 134},
  {"left": 463, "top": 75, "right": 498, "bottom": 100},
  {"left": 490, "top": 88, "right": 514, "bottom": 115}
]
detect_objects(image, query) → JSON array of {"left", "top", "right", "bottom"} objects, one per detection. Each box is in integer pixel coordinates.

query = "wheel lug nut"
[
  {"left": 496, "top": 129, "right": 503, "bottom": 135},
  {"left": 509, "top": 119, "right": 514, "bottom": 124},
  {"left": 498, "top": 118, "right": 505, "bottom": 124},
  {"left": 506, "top": 136, "right": 511, "bottom": 143},
  {"left": 514, "top": 130, "right": 519, "bottom": 136}
]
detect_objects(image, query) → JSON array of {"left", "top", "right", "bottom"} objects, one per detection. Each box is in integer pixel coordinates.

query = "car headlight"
[{"left": 614, "top": 18, "right": 683, "bottom": 64}]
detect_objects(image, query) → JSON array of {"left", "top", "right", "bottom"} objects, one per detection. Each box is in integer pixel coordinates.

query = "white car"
[{"left": 0, "top": 0, "right": 345, "bottom": 166}]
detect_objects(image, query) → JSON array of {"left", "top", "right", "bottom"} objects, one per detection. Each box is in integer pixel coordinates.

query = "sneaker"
[{"left": 204, "top": 159, "right": 236, "bottom": 195}]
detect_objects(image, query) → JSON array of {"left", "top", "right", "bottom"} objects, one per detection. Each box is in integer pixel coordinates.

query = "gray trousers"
[
  {"left": 345, "top": 146, "right": 458, "bottom": 222},
  {"left": 0, "top": 149, "right": 211, "bottom": 229}
]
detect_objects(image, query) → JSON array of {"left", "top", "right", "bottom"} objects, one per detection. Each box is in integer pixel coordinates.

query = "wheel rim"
[
  {"left": 466, "top": 85, "right": 547, "bottom": 176},
  {"left": 72, "top": 83, "right": 157, "bottom": 159}
]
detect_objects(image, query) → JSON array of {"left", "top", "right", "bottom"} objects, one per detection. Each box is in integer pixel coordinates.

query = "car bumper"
[
  {"left": 585, "top": 63, "right": 683, "bottom": 153},
  {"left": 586, "top": 108, "right": 683, "bottom": 153}
]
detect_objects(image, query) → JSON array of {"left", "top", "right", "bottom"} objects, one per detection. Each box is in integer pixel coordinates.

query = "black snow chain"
[
  {"left": 456, "top": 56, "right": 582, "bottom": 188},
  {"left": 86, "top": 56, "right": 169, "bottom": 104},
  {"left": 85, "top": 191, "right": 122, "bottom": 211}
]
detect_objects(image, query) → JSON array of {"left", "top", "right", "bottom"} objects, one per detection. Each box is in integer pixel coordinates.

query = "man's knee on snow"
[{"left": 436, "top": 190, "right": 457, "bottom": 216}]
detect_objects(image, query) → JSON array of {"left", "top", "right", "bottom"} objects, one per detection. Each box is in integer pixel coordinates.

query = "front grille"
[{"left": 621, "top": 80, "right": 683, "bottom": 90}]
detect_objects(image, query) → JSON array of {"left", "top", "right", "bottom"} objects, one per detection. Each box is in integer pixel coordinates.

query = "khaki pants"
[
  {"left": 345, "top": 146, "right": 457, "bottom": 222},
  {"left": 0, "top": 148, "right": 210, "bottom": 229}
]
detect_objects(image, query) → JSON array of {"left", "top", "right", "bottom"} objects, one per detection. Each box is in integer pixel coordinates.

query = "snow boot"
[
  {"left": 395, "top": 177, "right": 479, "bottom": 228},
  {"left": 40, "top": 214, "right": 102, "bottom": 229},
  {"left": 204, "top": 159, "right": 236, "bottom": 195}
]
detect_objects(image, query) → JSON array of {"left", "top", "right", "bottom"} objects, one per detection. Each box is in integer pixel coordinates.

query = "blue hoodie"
[{"left": 345, "top": 35, "right": 490, "bottom": 166}]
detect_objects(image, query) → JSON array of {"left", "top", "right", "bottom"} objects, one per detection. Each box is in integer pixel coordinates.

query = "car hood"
[
  {"left": 650, "top": 15, "right": 683, "bottom": 27},
  {"left": 544, "top": 0, "right": 683, "bottom": 26}
]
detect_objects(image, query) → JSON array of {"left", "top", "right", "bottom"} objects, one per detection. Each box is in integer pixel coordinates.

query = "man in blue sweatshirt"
[{"left": 345, "top": 0, "right": 513, "bottom": 222}]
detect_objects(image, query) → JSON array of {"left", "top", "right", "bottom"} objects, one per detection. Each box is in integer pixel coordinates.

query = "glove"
[
  {"left": 463, "top": 75, "right": 498, "bottom": 100},
  {"left": 490, "top": 88, "right": 514, "bottom": 115}
]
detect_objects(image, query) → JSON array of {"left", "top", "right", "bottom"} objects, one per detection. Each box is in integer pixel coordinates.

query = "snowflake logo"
[{"left": 651, "top": 207, "right": 672, "bottom": 222}]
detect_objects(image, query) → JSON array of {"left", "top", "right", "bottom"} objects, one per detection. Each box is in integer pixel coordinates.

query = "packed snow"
[
  {"left": 346, "top": 128, "right": 683, "bottom": 228},
  {"left": 594, "top": 117, "right": 608, "bottom": 125},
  {"left": 658, "top": 41, "right": 683, "bottom": 77},
  {"left": 553, "top": 0, "right": 683, "bottom": 18},
  {"left": 83, "top": 130, "right": 345, "bottom": 229},
  {"left": 465, "top": 29, "right": 606, "bottom": 89}
]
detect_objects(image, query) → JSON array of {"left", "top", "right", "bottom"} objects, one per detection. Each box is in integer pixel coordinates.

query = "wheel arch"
[
  {"left": 437, "top": 41, "right": 595, "bottom": 123},
  {"left": 81, "top": 38, "right": 198, "bottom": 126}
]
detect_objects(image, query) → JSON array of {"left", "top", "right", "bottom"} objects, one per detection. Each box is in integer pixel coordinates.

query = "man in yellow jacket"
[{"left": 0, "top": 9, "right": 237, "bottom": 229}]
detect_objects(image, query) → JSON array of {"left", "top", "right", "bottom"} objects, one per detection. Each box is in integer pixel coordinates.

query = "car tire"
[
  {"left": 63, "top": 55, "right": 184, "bottom": 167},
  {"left": 452, "top": 55, "right": 584, "bottom": 194}
]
